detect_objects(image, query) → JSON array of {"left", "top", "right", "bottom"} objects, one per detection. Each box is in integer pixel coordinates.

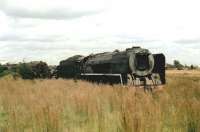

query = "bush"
[
  {"left": 0, "top": 70, "right": 11, "bottom": 77},
  {"left": 174, "top": 60, "right": 184, "bottom": 70},
  {"left": 0, "top": 65, "right": 8, "bottom": 73},
  {"left": 30, "top": 61, "right": 51, "bottom": 78},
  {"left": 18, "top": 63, "right": 35, "bottom": 79},
  {"left": 17, "top": 61, "right": 51, "bottom": 79}
]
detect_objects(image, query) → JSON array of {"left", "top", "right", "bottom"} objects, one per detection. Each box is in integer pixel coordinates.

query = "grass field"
[{"left": 0, "top": 70, "right": 199, "bottom": 132}]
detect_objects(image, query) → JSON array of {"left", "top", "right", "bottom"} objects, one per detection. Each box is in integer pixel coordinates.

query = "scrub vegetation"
[{"left": 0, "top": 70, "right": 199, "bottom": 132}]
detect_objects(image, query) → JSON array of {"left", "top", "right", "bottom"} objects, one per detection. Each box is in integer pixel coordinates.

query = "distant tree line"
[
  {"left": 0, "top": 61, "right": 51, "bottom": 79},
  {"left": 166, "top": 60, "right": 199, "bottom": 70}
]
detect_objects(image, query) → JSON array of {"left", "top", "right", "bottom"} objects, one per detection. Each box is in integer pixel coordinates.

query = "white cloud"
[
  {"left": 0, "top": 0, "right": 200, "bottom": 65},
  {"left": 1, "top": 0, "right": 107, "bottom": 19},
  {"left": 0, "top": 11, "right": 10, "bottom": 35}
]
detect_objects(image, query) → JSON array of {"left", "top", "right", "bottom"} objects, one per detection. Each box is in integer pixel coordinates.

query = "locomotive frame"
[{"left": 56, "top": 46, "right": 166, "bottom": 87}]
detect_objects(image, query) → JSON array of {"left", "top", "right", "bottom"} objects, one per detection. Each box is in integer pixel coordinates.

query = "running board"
[{"left": 81, "top": 73, "right": 123, "bottom": 85}]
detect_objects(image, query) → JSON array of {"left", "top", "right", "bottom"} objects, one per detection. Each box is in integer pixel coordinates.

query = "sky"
[{"left": 0, "top": 0, "right": 200, "bottom": 65}]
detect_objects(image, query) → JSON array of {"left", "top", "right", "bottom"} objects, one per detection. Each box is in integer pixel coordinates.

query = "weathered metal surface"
[{"left": 56, "top": 46, "right": 166, "bottom": 86}]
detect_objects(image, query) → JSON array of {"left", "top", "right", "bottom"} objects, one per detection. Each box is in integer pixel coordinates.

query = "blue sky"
[{"left": 0, "top": 0, "right": 200, "bottom": 65}]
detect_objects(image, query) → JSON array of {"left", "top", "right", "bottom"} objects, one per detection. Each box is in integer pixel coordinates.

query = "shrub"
[
  {"left": 18, "top": 63, "right": 35, "bottom": 79},
  {"left": 0, "top": 65, "right": 8, "bottom": 73},
  {"left": 17, "top": 61, "right": 51, "bottom": 79},
  {"left": 174, "top": 60, "right": 184, "bottom": 70}
]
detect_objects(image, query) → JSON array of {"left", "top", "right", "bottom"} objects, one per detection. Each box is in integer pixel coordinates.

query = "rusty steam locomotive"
[{"left": 55, "top": 47, "right": 165, "bottom": 86}]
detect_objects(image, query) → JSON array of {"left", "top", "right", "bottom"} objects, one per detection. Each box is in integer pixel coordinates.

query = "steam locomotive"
[{"left": 55, "top": 47, "right": 165, "bottom": 86}]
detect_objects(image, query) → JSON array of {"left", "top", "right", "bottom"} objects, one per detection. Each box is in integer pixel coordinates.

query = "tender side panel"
[
  {"left": 153, "top": 54, "right": 166, "bottom": 84},
  {"left": 57, "top": 55, "right": 83, "bottom": 78}
]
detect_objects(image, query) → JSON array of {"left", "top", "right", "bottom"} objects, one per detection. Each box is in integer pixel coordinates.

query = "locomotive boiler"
[{"left": 56, "top": 46, "right": 165, "bottom": 86}]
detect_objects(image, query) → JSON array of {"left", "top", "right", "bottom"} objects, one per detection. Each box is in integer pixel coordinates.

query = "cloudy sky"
[{"left": 0, "top": 0, "right": 200, "bottom": 65}]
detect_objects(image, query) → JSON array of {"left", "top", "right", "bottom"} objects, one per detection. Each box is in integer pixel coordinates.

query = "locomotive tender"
[{"left": 56, "top": 47, "right": 165, "bottom": 86}]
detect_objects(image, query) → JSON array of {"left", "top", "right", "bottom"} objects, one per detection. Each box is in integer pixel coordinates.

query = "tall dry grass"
[{"left": 0, "top": 71, "right": 199, "bottom": 132}]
